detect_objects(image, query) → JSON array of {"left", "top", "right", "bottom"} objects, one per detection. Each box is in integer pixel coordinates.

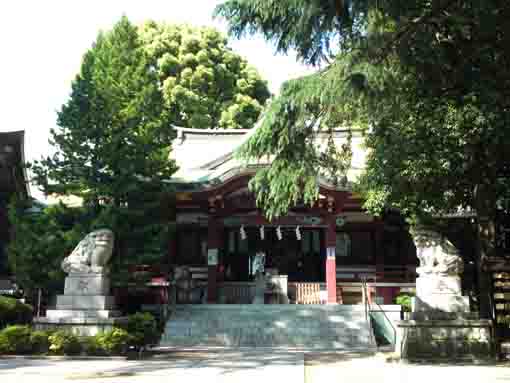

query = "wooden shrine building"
[
  {"left": 0, "top": 130, "right": 30, "bottom": 288},
  {"left": 167, "top": 127, "right": 417, "bottom": 305}
]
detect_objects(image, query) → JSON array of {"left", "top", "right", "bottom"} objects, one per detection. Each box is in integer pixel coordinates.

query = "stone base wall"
[
  {"left": 34, "top": 316, "right": 127, "bottom": 337},
  {"left": 396, "top": 319, "right": 493, "bottom": 362},
  {"left": 36, "top": 272, "right": 126, "bottom": 336}
]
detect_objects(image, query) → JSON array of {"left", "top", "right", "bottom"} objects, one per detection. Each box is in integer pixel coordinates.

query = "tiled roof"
[{"left": 169, "top": 124, "right": 368, "bottom": 190}]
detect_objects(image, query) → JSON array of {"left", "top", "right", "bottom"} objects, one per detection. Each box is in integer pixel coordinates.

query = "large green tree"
[
  {"left": 139, "top": 21, "right": 270, "bottom": 129},
  {"left": 216, "top": 1, "right": 510, "bottom": 315},
  {"left": 32, "top": 16, "right": 176, "bottom": 205},
  {"left": 30, "top": 16, "right": 177, "bottom": 271},
  {"left": 7, "top": 199, "right": 89, "bottom": 298},
  {"left": 29, "top": 16, "right": 270, "bottom": 276}
]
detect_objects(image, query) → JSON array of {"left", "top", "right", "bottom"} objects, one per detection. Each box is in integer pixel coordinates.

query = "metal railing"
[
  {"left": 361, "top": 277, "right": 397, "bottom": 348},
  {"left": 361, "top": 277, "right": 375, "bottom": 347}
]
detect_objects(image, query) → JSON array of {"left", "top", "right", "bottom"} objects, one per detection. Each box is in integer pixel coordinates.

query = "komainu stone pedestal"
[
  {"left": 414, "top": 275, "right": 470, "bottom": 312},
  {"left": 396, "top": 228, "right": 493, "bottom": 362},
  {"left": 35, "top": 274, "right": 126, "bottom": 336},
  {"left": 34, "top": 230, "right": 126, "bottom": 336},
  {"left": 396, "top": 313, "right": 493, "bottom": 362}
]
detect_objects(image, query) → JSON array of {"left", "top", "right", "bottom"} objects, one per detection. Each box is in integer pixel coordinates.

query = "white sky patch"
[{"left": 0, "top": 1, "right": 314, "bottom": 200}]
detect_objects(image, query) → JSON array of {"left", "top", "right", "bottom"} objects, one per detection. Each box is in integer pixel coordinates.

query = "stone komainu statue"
[
  {"left": 413, "top": 228, "right": 463, "bottom": 276},
  {"left": 61, "top": 229, "right": 114, "bottom": 274},
  {"left": 251, "top": 251, "right": 266, "bottom": 277},
  {"left": 251, "top": 252, "right": 267, "bottom": 304}
]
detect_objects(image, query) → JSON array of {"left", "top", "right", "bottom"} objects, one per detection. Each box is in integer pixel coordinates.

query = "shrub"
[
  {"left": 48, "top": 331, "right": 82, "bottom": 355},
  {"left": 82, "top": 336, "right": 107, "bottom": 356},
  {"left": 0, "top": 297, "right": 33, "bottom": 328},
  {"left": 395, "top": 294, "right": 414, "bottom": 312},
  {"left": 0, "top": 325, "right": 32, "bottom": 354},
  {"left": 125, "top": 312, "right": 159, "bottom": 349},
  {"left": 0, "top": 333, "right": 9, "bottom": 354},
  {"left": 30, "top": 330, "right": 50, "bottom": 354},
  {"left": 95, "top": 328, "right": 132, "bottom": 355}
]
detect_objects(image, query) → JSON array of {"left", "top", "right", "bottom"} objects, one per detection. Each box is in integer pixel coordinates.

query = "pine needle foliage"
[{"left": 217, "top": 0, "right": 510, "bottom": 223}]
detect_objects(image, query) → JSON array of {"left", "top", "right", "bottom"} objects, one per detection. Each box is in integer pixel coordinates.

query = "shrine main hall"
[{"left": 167, "top": 127, "right": 417, "bottom": 306}]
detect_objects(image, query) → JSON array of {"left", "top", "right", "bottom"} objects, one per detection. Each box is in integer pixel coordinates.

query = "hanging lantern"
[
  {"left": 240, "top": 225, "right": 247, "bottom": 240},
  {"left": 295, "top": 226, "right": 301, "bottom": 241},
  {"left": 276, "top": 226, "right": 282, "bottom": 240},
  {"left": 260, "top": 225, "right": 265, "bottom": 240}
]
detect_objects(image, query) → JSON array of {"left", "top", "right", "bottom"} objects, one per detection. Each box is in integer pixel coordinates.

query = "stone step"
[
  {"left": 46, "top": 309, "right": 122, "bottom": 319},
  {"left": 160, "top": 304, "right": 375, "bottom": 350}
]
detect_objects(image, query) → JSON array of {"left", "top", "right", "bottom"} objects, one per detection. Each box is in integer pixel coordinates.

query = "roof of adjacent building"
[{"left": 0, "top": 130, "right": 30, "bottom": 200}]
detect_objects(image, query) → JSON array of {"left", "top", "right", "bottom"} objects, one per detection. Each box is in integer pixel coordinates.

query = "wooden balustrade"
[
  {"left": 218, "top": 282, "right": 256, "bottom": 304},
  {"left": 218, "top": 282, "right": 326, "bottom": 304},
  {"left": 288, "top": 283, "right": 323, "bottom": 304}
]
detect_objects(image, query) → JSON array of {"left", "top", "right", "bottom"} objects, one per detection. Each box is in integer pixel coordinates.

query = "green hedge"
[
  {"left": 95, "top": 328, "right": 132, "bottom": 355},
  {"left": 30, "top": 330, "right": 51, "bottom": 354},
  {"left": 0, "top": 325, "right": 32, "bottom": 354},
  {"left": 395, "top": 293, "right": 414, "bottom": 312},
  {"left": 48, "top": 331, "right": 82, "bottom": 355},
  {"left": 0, "top": 296, "right": 33, "bottom": 328},
  {"left": 125, "top": 312, "right": 159, "bottom": 349},
  {"left": 0, "top": 312, "right": 160, "bottom": 356},
  {"left": 0, "top": 326, "right": 52, "bottom": 355}
]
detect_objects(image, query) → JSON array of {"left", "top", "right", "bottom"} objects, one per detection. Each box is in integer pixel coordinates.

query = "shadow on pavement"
[
  {"left": 0, "top": 358, "right": 65, "bottom": 371},
  {"left": 304, "top": 351, "right": 376, "bottom": 366}
]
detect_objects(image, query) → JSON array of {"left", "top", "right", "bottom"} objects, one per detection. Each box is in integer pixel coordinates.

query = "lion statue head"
[
  {"left": 61, "top": 229, "right": 114, "bottom": 274},
  {"left": 412, "top": 228, "right": 463, "bottom": 276}
]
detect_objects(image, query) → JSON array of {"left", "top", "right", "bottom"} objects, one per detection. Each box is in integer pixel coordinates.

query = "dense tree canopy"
[
  {"left": 216, "top": 0, "right": 510, "bottom": 221},
  {"left": 32, "top": 17, "right": 271, "bottom": 202},
  {"left": 139, "top": 21, "right": 270, "bottom": 129},
  {"left": 26, "top": 16, "right": 270, "bottom": 282},
  {"left": 32, "top": 16, "right": 176, "bottom": 204},
  {"left": 7, "top": 199, "right": 88, "bottom": 297}
]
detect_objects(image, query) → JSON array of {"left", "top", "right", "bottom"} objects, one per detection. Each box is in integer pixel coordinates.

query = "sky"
[{"left": 0, "top": 0, "right": 312, "bottom": 199}]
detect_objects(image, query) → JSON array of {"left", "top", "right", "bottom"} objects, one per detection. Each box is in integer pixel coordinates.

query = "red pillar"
[
  {"left": 325, "top": 217, "right": 337, "bottom": 304},
  {"left": 207, "top": 217, "right": 222, "bottom": 303}
]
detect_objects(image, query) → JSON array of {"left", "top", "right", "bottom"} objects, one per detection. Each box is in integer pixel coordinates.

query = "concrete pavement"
[
  {"left": 1, "top": 351, "right": 510, "bottom": 383},
  {"left": 0, "top": 351, "right": 304, "bottom": 383}
]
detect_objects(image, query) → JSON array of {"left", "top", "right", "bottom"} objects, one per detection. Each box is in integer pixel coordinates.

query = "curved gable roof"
[{"left": 169, "top": 123, "right": 368, "bottom": 190}]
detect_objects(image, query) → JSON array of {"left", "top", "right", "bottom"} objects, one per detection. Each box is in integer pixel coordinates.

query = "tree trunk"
[
  {"left": 474, "top": 184, "right": 497, "bottom": 319},
  {"left": 475, "top": 216, "right": 495, "bottom": 319},
  {"left": 37, "top": 288, "right": 42, "bottom": 318}
]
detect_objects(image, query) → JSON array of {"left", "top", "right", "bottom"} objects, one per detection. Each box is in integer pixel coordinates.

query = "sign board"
[{"left": 176, "top": 213, "right": 208, "bottom": 225}]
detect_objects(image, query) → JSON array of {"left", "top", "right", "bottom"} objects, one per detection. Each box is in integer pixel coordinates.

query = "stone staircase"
[{"left": 159, "top": 304, "right": 377, "bottom": 350}]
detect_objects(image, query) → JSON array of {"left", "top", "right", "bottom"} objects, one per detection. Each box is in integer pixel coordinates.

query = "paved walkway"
[{"left": 1, "top": 352, "right": 510, "bottom": 383}]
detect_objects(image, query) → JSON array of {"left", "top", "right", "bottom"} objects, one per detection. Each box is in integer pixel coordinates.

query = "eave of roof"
[{"left": 0, "top": 130, "right": 30, "bottom": 198}]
